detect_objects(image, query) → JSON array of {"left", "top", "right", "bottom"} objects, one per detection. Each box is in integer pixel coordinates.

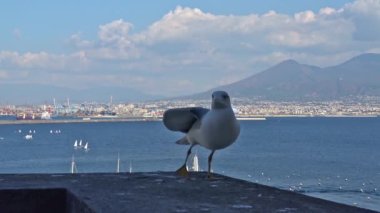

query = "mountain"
[
  {"left": 192, "top": 53, "right": 380, "bottom": 101},
  {"left": 0, "top": 84, "right": 159, "bottom": 104}
]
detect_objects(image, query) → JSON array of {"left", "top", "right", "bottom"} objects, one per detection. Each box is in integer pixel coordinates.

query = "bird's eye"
[
  {"left": 212, "top": 94, "right": 214, "bottom": 99},
  {"left": 222, "top": 94, "right": 228, "bottom": 99}
]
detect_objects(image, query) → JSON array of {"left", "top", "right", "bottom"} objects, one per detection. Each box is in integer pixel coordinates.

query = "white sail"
[
  {"left": 71, "top": 155, "right": 78, "bottom": 174},
  {"left": 79, "top": 140, "right": 83, "bottom": 147},
  {"left": 84, "top": 142, "right": 89, "bottom": 151},
  {"left": 74, "top": 140, "right": 78, "bottom": 148},
  {"left": 116, "top": 153, "right": 120, "bottom": 173},
  {"left": 191, "top": 153, "right": 199, "bottom": 172},
  {"left": 129, "top": 161, "right": 132, "bottom": 173}
]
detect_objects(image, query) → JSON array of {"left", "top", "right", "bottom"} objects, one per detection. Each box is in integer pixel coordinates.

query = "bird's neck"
[
  {"left": 211, "top": 106, "right": 233, "bottom": 114},
  {"left": 212, "top": 103, "right": 231, "bottom": 110}
]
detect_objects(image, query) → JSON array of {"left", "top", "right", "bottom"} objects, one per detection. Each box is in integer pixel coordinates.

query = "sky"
[{"left": 1, "top": 0, "right": 380, "bottom": 97}]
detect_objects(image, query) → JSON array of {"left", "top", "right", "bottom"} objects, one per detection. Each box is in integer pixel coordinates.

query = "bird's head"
[{"left": 211, "top": 91, "right": 231, "bottom": 109}]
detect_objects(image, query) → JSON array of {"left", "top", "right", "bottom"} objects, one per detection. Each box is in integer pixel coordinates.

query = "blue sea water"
[{"left": 0, "top": 117, "right": 379, "bottom": 211}]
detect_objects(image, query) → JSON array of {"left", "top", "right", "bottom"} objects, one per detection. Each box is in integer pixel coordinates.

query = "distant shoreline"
[
  {"left": 0, "top": 115, "right": 378, "bottom": 125},
  {"left": 0, "top": 118, "right": 160, "bottom": 125}
]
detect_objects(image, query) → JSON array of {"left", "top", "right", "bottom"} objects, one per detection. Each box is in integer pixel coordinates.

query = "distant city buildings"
[{"left": 1, "top": 97, "right": 380, "bottom": 118}]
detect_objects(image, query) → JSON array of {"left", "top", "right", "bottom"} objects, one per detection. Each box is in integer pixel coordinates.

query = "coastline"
[
  {"left": 0, "top": 115, "right": 378, "bottom": 125},
  {"left": 0, "top": 118, "right": 160, "bottom": 125}
]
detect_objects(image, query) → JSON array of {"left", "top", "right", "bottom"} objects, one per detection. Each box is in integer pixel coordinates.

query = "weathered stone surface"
[{"left": 0, "top": 172, "right": 376, "bottom": 213}]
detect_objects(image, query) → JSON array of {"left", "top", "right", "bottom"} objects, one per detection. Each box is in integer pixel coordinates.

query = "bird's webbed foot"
[
  {"left": 176, "top": 164, "right": 189, "bottom": 177},
  {"left": 207, "top": 172, "right": 213, "bottom": 179}
]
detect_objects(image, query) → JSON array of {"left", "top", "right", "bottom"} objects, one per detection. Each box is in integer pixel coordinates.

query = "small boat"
[
  {"left": 29, "top": 130, "right": 32, "bottom": 134},
  {"left": 25, "top": 135, "right": 33, "bottom": 140},
  {"left": 50, "top": 130, "right": 53, "bottom": 134},
  {"left": 84, "top": 142, "right": 89, "bottom": 152},
  {"left": 79, "top": 140, "right": 83, "bottom": 147},
  {"left": 73, "top": 140, "right": 78, "bottom": 149},
  {"left": 129, "top": 161, "right": 133, "bottom": 173},
  {"left": 41, "top": 111, "right": 51, "bottom": 120},
  {"left": 16, "top": 113, "right": 34, "bottom": 120}
]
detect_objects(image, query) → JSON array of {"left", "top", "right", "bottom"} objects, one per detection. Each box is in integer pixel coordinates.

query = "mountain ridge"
[{"left": 187, "top": 53, "right": 380, "bottom": 101}]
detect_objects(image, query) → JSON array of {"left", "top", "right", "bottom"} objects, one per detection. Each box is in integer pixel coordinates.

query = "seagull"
[{"left": 163, "top": 91, "right": 240, "bottom": 178}]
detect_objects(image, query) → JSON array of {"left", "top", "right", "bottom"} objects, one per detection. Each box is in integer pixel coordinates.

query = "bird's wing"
[
  {"left": 189, "top": 107, "right": 209, "bottom": 120},
  {"left": 163, "top": 107, "right": 209, "bottom": 133}
]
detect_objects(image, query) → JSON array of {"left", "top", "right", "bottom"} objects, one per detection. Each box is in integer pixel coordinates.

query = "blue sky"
[{"left": 1, "top": 0, "right": 380, "bottom": 97}]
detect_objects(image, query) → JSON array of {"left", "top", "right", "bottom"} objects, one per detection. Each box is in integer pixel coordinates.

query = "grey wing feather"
[
  {"left": 190, "top": 107, "right": 209, "bottom": 120},
  {"left": 163, "top": 107, "right": 209, "bottom": 133}
]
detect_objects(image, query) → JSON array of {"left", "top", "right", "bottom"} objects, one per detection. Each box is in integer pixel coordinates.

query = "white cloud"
[
  {"left": 1, "top": 0, "right": 380, "bottom": 96},
  {"left": 98, "top": 19, "right": 133, "bottom": 45},
  {"left": 0, "top": 70, "right": 8, "bottom": 79},
  {"left": 69, "top": 33, "right": 93, "bottom": 48},
  {"left": 135, "top": 6, "right": 217, "bottom": 43},
  {"left": 0, "top": 51, "right": 89, "bottom": 71},
  {"left": 345, "top": 0, "right": 380, "bottom": 15},
  {"left": 342, "top": 0, "right": 380, "bottom": 41},
  {"left": 294, "top": 10, "right": 316, "bottom": 23},
  {"left": 70, "top": 19, "right": 140, "bottom": 60},
  {"left": 319, "top": 7, "right": 337, "bottom": 16}
]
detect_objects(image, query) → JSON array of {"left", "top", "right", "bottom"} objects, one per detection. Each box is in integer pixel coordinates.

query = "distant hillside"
[
  {"left": 190, "top": 53, "right": 380, "bottom": 101},
  {"left": 0, "top": 84, "right": 159, "bottom": 104}
]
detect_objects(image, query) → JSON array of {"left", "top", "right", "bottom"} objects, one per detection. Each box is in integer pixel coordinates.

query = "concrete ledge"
[
  {"left": 0, "top": 172, "right": 376, "bottom": 213},
  {"left": 0, "top": 188, "right": 93, "bottom": 213}
]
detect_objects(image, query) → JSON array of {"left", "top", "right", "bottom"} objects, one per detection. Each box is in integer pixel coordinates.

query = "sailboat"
[
  {"left": 79, "top": 140, "right": 83, "bottom": 147},
  {"left": 25, "top": 134, "right": 33, "bottom": 140},
  {"left": 116, "top": 153, "right": 120, "bottom": 173},
  {"left": 84, "top": 142, "right": 89, "bottom": 152},
  {"left": 129, "top": 161, "right": 133, "bottom": 173},
  {"left": 73, "top": 140, "right": 78, "bottom": 149},
  {"left": 71, "top": 155, "right": 78, "bottom": 174},
  {"left": 191, "top": 153, "right": 199, "bottom": 172}
]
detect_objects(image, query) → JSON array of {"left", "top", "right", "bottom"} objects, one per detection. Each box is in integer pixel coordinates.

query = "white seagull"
[{"left": 163, "top": 91, "right": 240, "bottom": 178}]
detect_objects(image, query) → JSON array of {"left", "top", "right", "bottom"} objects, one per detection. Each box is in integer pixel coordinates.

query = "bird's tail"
[{"left": 175, "top": 136, "right": 190, "bottom": 145}]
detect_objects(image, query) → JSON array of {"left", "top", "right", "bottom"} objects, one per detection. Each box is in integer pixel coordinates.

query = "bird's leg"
[
  {"left": 207, "top": 150, "right": 215, "bottom": 179},
  {"left": 176, "top": 144, "right": 195, "bottom": 177}
]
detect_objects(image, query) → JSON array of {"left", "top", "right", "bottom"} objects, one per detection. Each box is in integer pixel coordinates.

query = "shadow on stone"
[{"left": 0, "top": 188, "right": 93, "bottom": 213}]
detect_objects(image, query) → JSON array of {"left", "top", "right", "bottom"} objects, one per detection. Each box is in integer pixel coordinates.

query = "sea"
[{"left": 0, "top": 116, "right": 379, "bottom": 211}]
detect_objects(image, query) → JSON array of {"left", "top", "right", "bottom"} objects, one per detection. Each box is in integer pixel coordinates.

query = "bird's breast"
[{"left": 195, "top": 109, "right": 240, "bottom": 150}]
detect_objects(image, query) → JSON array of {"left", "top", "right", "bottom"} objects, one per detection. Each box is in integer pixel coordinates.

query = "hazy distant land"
[{"left": 1, "top": 53, "right": 380, "bottom": 104}]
